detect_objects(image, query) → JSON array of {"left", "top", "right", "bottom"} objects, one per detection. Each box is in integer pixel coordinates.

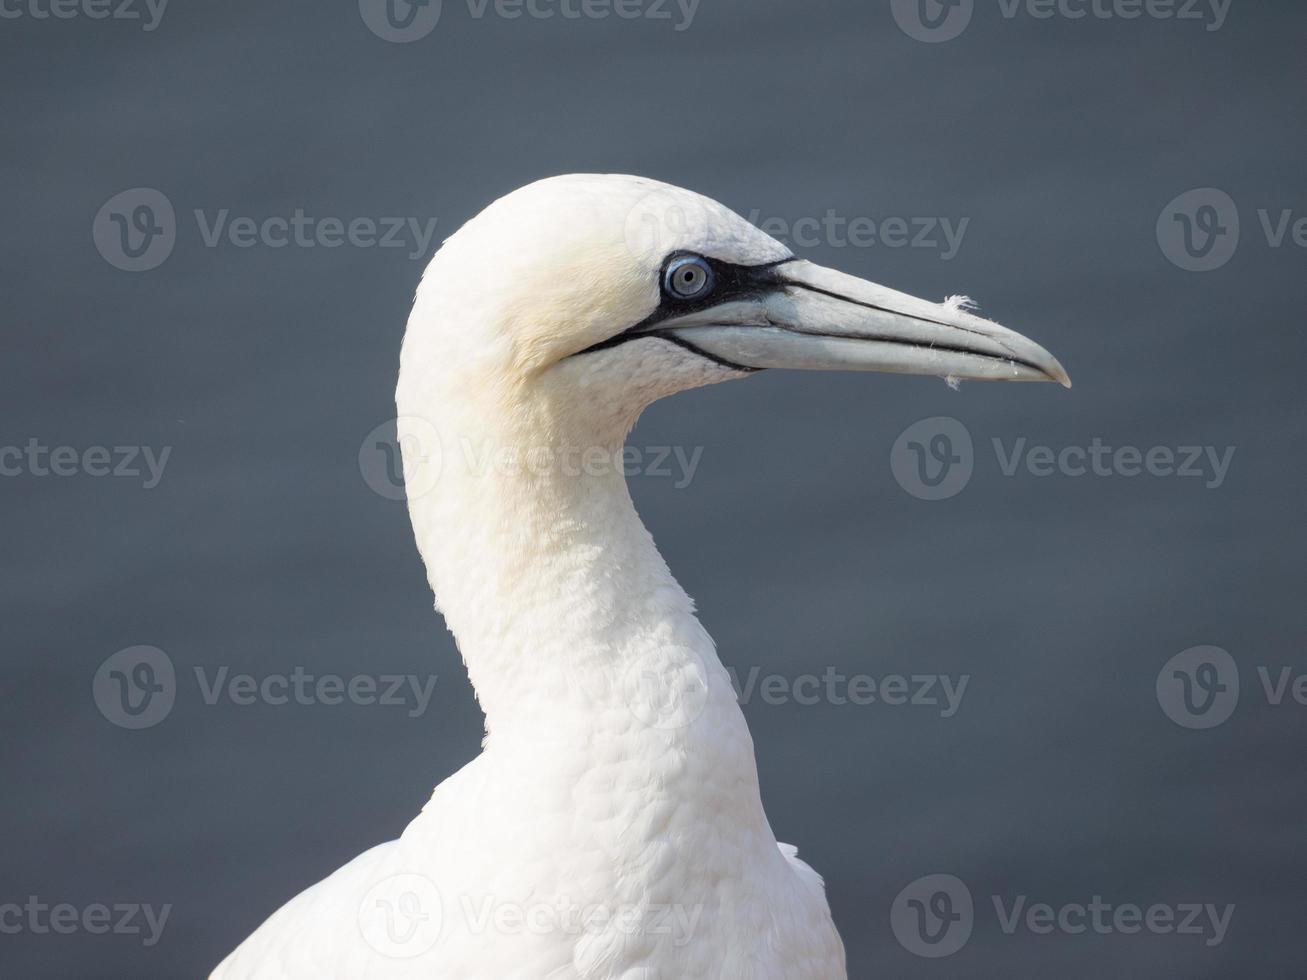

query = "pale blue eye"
[{"left": 664, "top": 256, "right": 714, "bottom": 300}]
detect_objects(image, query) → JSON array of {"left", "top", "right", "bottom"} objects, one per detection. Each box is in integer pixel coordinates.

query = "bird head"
[{"left": 399, "top": 174, "right": 1069, "bottom": 441}]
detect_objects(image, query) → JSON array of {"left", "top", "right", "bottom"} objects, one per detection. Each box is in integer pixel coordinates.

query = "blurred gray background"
[{"left": 2, "top": 0, "right": 1304, "bottom": 976}]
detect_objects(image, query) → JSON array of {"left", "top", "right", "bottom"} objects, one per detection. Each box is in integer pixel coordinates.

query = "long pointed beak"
[{"left": 660, "top": 259, "right": 1071, "bottom": 388}]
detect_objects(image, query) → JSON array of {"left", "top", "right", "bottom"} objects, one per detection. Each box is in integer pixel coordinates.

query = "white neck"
[{"left": 396, "top": 359, "right": 765, "bottom": 798}]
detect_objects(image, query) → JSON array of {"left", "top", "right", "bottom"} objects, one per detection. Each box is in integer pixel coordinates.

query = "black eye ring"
[{"left": 664, "top": 255, "right": 715, "bottom": 300}]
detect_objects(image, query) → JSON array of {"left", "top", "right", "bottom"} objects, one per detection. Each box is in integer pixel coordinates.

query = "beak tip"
[
  {"left": 1048, "top": 361, "right": 1073, "bottom": 389},
  {"left": 1030, "top": 349, "right": 1071, "bottom": 389}
]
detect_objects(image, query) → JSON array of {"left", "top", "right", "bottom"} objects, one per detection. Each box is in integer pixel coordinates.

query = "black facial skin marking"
[{"left": 569, "top": 252, "right": 799, "bottom": 372}]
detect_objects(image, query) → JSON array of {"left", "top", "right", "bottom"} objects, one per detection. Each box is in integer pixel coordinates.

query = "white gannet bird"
[{"left": 212, "top": 174, "right": 1069, "bottom": 980}]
